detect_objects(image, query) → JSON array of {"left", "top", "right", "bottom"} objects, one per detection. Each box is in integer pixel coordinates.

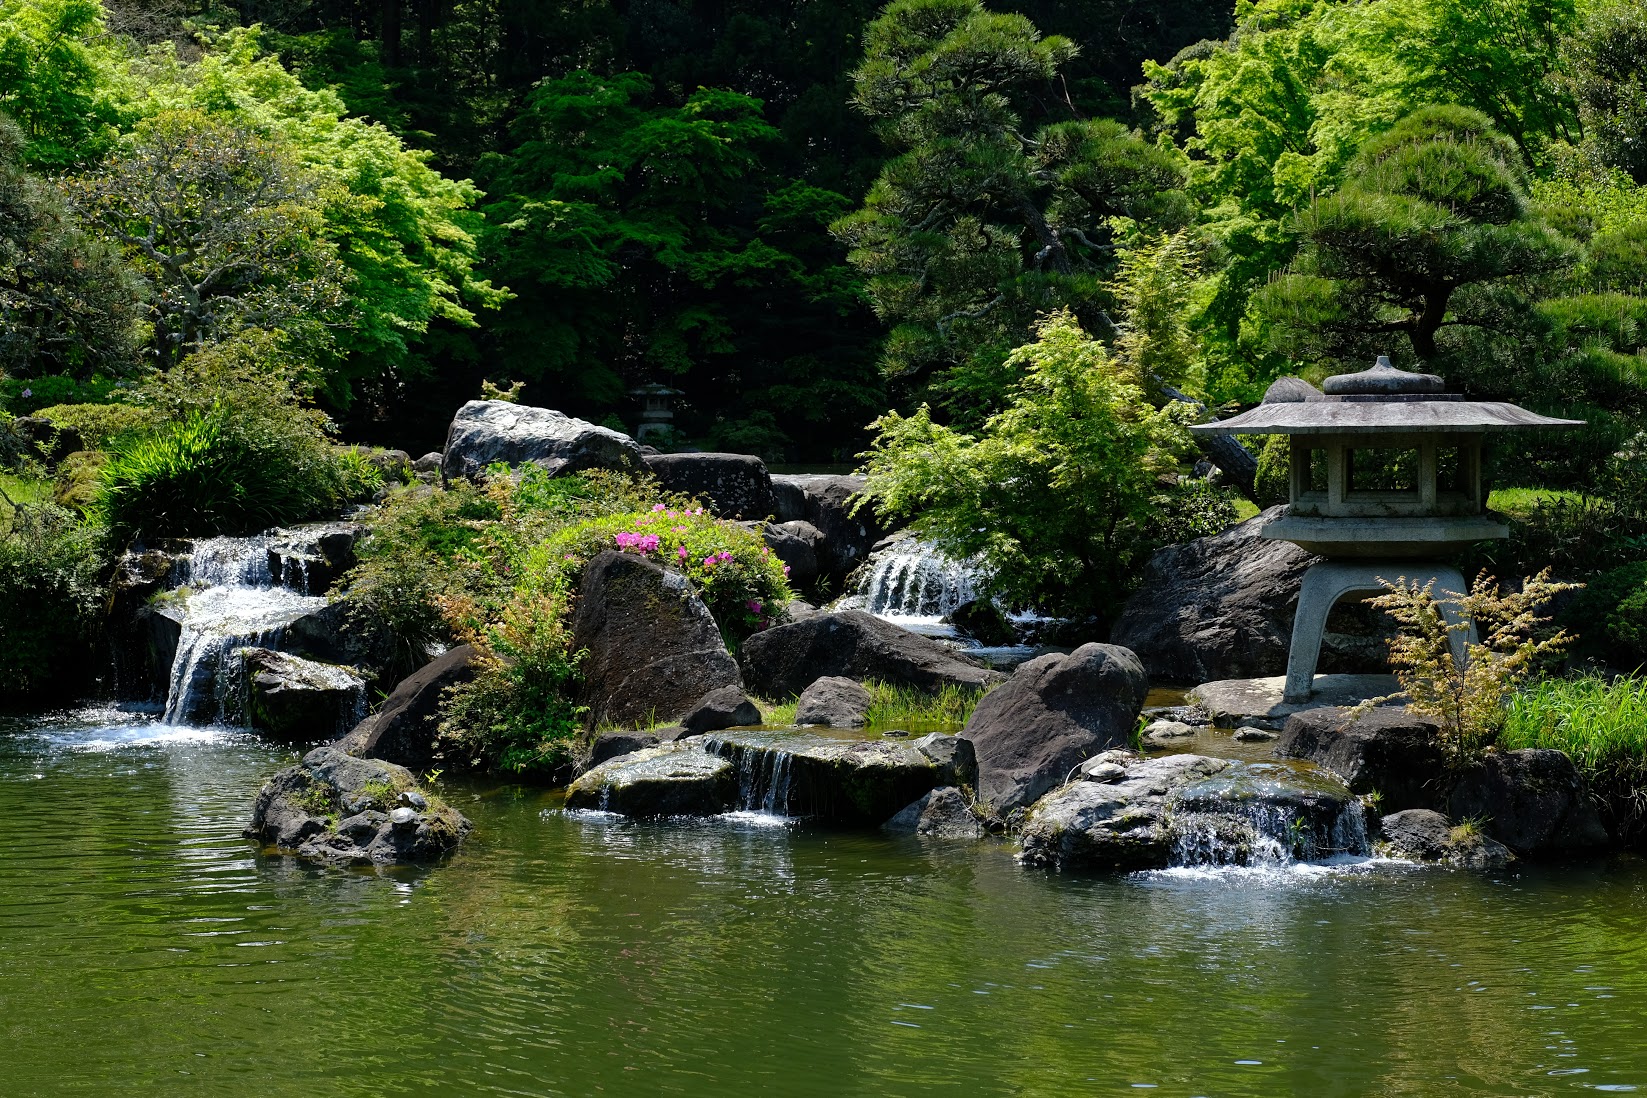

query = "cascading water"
[
  {"left": 158, "top": 535, "right": 329, "bottom": 725},
  {"left": 1165, "top": 762, "right": 1371, "bottom": 869},
  {"left": 854, "top": 538, "right": 980, "bottom": 620}
]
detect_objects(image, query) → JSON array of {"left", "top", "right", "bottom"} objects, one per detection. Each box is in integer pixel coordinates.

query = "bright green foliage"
[
  {"left": 538, "top": 505, "right": 792, "bottom": 643},
  {"left": 1252, "top": 434, "right": 1291, "bottom": 506},
  {"left": 0, "top": 0, "right": 122, "bottom": 169},
  {"left": 480, "top": 70, "right": 874, "bottom": 453},
  {"left": 1502, "top": 672, "right": 1647, "bottom": 840},
  {"left": 835, "top": 0, "right": 1189, "bottom": 419},
  {"left": 1253, "top": 106, "right": 1576, "bottom": 368},
  {"left": 124, "top": 28, "right": 506, "bottom": 396},
  {"left": 0, "top": 114, "right": 137, "bottom": 384},
  {"left": 1564, "top": 0, "right": 1647, "bottom": 183},
  {"left": 0, "top": 499, "right": 107, "bottom": 699},
  {"left": 34, "top": 401, "right": 154, "bottom": 449},
  {"left": 66, "top": 109, "right": 348, "bottom": 368},
  {"left": 857, "top": 311, "right": 1207, "bottom": 619}
]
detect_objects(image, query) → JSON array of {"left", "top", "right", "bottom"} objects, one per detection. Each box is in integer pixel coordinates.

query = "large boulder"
[
  {"left": 586, "top": 730, "right": 661, "bottom": 769},
  {"left": 565, "top": 744, "right": 738, "bottom": 816},
  {"left": 769, "top": 474, "right": 886, "bottom": 581},
  {"left": 246, "top": 746, "right": 471, "bottom": 865},
  {"left": 281, "top": 597, "right": 401, "bottom": 688},
  {"left": 961, "top": 643, "right": 1148, "bottom": 817},
  {"left": 738, "top": 609, "right": 1003, "bottom": 699},
  {"left": 678, "top": 685, "right": 762, "bottom": 736},
  {"left": 643, "top": 452, "right": 776, "bottom": 519},
  {"left": 441, "top": 400, "right": 644, "bottom": 482},
  {"left": 795, "top": 676, "right": 873, "bottom": 728},
  {"left": 761, "top": 520, "right": 823, "bottom": 588},
  {"left": 1272, "top": 706, "right": 1448, "bottom": 812},
  {"left": 572, "top": 550, "right": 743, "bottom": 727},
  {"left": 883, "top": 786, "right": 984, "bottom": 839},
  {"left": 1019, "top": 751, "right": 1365, "bottom": 871},
  {"left": 1378, "top": 809, "right": 1514, "bottom": 868},
  {"left": 337, "top": 644, "right": 480, "bottom": 770},
  {"left": 236, "top": 647, "right": 366, "bottom": 741},
  {"left": 1446, "top": 749, "right": 1610, "bottom": 856},
  {"left": 701, "top": 729, "right": 942, "bottom": 824},
  {"left": 1110, "top": 508, "right": 1317, "bottom": 683}
]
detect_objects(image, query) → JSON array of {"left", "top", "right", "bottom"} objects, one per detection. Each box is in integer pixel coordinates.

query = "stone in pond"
[
  {"left": 1234, "top": 727, "right": 1278, "bottom": 743},
  {"left": 337, "top": 643, "right": 480, "bottom": 771},
  {"left": 246, "top": 747, "right": 470, "bottom": 866},
  {"left": 678, "top": 685, "right": 762, "bottom": 736},
  {"left": 883, "top": 786, "right": 984, "bottom": 839},
  {"left": 794, "top": 676, "right": 873, "bottom": 728},
  {"left": 564, "top": 744, "right": 738, "bottom": 817},
  {"left": 961, "top": 643, "right": 1148, "bottom": 819},
  {"left": 700, "top": 730, "right": 943, "bottom": 825},
  {"left": 1143, "top": 719, "right": 1196, "bottom": 743},
  {"left": 586, "top": 731, "right": 661, "bottom": 770},
  {"left": 1445, "top": 749, "right": 1610, "bottom": 856},
  {"left": 236, "top": 647, "right": 366, "bottom": 742},
  {"left": 1378, "top": 809, "right": 1514, "bottom": 869},
  {"left": 912, "top": 733, "right": 978, "bottom": 789}
]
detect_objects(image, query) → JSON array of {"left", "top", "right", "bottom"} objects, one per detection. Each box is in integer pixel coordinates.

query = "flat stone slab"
[{"left": 1188, "top": 674, "right": 1401, "bottom": 731}]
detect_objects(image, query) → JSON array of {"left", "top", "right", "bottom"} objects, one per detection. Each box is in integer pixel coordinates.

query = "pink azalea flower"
[
  {"left": 677, "top": 546, "right": 689, "bottom": 560},
  {"left": 652, "top": 503, "right": 666, "bottom": 512}
]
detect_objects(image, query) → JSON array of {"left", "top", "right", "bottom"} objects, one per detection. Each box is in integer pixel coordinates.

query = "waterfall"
[
  {"left": 157, "top": 534, "right": 328, "bottom": 725},
  {"left": 705, "top": 733, "right": 797, "bottom": 816},
  {"left": 854, "top": 538, "right": 980, "bottom": 620},
  {"left": 1169, "top": 797, "right": 1370, "bottom": 868}
]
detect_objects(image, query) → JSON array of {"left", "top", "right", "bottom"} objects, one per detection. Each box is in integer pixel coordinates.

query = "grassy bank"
[{"left": 1502, "top": 674, "right": 1647, "bottom": 843}]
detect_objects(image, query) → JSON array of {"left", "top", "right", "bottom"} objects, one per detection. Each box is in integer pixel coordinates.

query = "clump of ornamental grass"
[
  {"left": 1359, "top": 569, "right": 1579, "bottom": 764},
  {"left": 752, "top": 680, "right": 993, "bottom": 733},
  {"left": 1502, "top": 673, "right": 1647, "bottom": 842}
]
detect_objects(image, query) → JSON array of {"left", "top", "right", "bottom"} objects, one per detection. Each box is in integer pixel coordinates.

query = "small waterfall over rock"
[
  {"left": 1167, "top": 763, "right": 1370, "bottom": 868},
  {"left": 853, "top": 537, "right": 980, "bottom": 620}
]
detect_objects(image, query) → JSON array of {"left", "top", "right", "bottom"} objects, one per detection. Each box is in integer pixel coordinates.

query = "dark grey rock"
[
  {"left": 762, "top": 520, "right": 823, "bottom": 588},
  {"left": 701, "top": 730, "right": 942, "bottom": 824},
  {"left": 1262, "top": 376, "right": 1326, "bottom": 403},
  {"left": 912, "top": 733, "right": 978, "bottom": 789},
  {"left": 247, "top": 746, "right": 470, "bottom": 865},
  {"left": 771, "top": 477, "right": 807, "bottom": 522},
  {"left": 337, "top": 644, "right": 480, "bottom": 771},
  {"left": 1379, "top": 808, "right": 1514, "bottom": 868},
  {"left": 1234, "top": 727, "right": 1279, "bottom": 743},
  {"left": 679, "top": 685, "right": 762, "bottom": 736},
  {"left": 769, "top": 474, "right": 887, "bottom": 581},
  {"left": 237, "top": 647, "right": 365, "bottom": 742},
  {"left": 266, "top": 522, "right": 362, "bottom": 596},
  {"left": 1447, "top": 749, "right": 1610, "bottom": 856},
  {"left": 572, "top": 551, "right": 742, "bottom": 727},
  {"left": 795, "top": 676, "right": 872, "bottom": 728},
  {"left": 644, "top": 452, "right": 775, "bottom": 519},
  {"left": 1272, "top": 706, "right": 1447, "bottom": 812},
  {"left": 441, "top": 400, "right": 644, "bottom": 482},
  {"left": 1110, "top": 508, "right": 1318, "bottom": 684},
  {"left": 947, "top": 600, "right": 1016, "bottom": 646},
  {"left": 739, "top": 609, "right": 1002, "bottom": 699},
  {"left": 108, "top": 547, "right": 187, "bottom": 703},
  {"left": 587, "top": 731, "right": 661, "bottom": 768},
  {"left": 961, "top": 643, "right": 1148, "bottom": 817},
  {"left": 282, "top": 597, "right": 401, "bottom": 688},
  {"left": 1142, "top": 719, "right": 1196, "bottom": 742},
  {"left": 564, "top": 744, "right": 738, "bottom": 816},
  {"left": 883, "top": 786, "right": 984, "bottom": 839},
  {"left": 1019, "top": 753, "right": 1228, "bottom": 871}
]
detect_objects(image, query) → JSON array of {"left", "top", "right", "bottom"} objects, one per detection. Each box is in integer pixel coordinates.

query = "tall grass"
[
  {"left": 758, "top": 680, "right": 993, "bottom": 733},
  {"left": 1502, "top": 674, "right": 1647, "bottom": 842}
]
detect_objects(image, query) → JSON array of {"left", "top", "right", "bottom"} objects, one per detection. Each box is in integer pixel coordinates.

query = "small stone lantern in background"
[
  {"left": 1192, "top": 357, "right": 1582, "bottom": 704},
  {"left": 630, "top": 382, "right": 683, "bottom": 443}
]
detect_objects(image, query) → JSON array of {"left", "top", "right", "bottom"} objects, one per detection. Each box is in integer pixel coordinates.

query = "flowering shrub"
[{"left": 540, "top": 504, "right": 792, "bottom": 641}]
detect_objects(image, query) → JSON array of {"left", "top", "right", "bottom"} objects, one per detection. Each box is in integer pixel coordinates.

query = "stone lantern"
[
  {"left": 1191, "top": 357, "right": 1581, "bottom": 704},
  {"left": 629, "top": 382, "right": 683, "bottom": 443}
]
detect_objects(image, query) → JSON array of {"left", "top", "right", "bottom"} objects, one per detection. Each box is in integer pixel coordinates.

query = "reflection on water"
[{"left": 4, "top": 707, "right": 1647, "bottom": 1096}]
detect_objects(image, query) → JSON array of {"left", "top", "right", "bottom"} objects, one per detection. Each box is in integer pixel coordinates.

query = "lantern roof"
[{"left": 1190, "top": 357, "right": 1583, "bottom": 436}]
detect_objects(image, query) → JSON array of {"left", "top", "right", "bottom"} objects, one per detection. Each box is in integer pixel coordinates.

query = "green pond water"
[{"left": 5, "top": 706, "right": 1647, "bottom": 1097}]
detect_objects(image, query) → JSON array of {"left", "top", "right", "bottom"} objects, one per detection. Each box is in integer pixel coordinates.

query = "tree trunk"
[{"left": 1159, "top": 381, "right": 1257, "bottom": 501}]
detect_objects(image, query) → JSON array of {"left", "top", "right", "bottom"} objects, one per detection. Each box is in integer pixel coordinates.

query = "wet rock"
[
  {"left": 912, "top": 733, "right": 979, "bottom": 789},
  {"left": 739, "top": 609, "right": 1002, "bottom": 699},
  {"left": 678, "top": 685, "right": 762, "bottom": 736},
  {"left": 1447, "top": 749, "right": 1610, "bottom": 856},
  {"left": 795, "top": 676, "right": 873, "bottom": 728},
  {"left": 961, "top": 643, "right": 1148, "bottom": 818},
  {"left": 572, "top": 550, "right": 743, "bottom": 727},
  {"left": 1272, "top": 706, "right": 1447, "bottom": 812},
  {"left": 441, "top": 399, "right": 644, "bottom": 482},
  {"left": 771, "top": 477, "right": 807, "bottom": 522},
  {"left": 1019, "top": 753, "right": 1230, "bottom": 871},
  {"left": 643, "top": 452, "right": 775, "bottom": 519},
  {"left": 762, "top": 520, "right": 823, "bottom": 588},
  {"left": 1378, "top": 808, "right": 1515, "bottom": 868},
  {"left": 281, "top": 597, "right": 401, "bottom": 688},
  {"left": 564, "top": 744, "right": 738, "bottom": 816},
  {"left": 701, "top": 730, "right": 942, "bottom": 824},
  {"left": 1109, "top": 508, "right": 1317, "bottom": 683},
  {"left": 768, "top": 474, "right": 887, "bottom": 582},
  {"left": 947, "top": 600, "right": 1016, "bottom": 647},
  {"left": 883, "top": 786, "right": 984, "bottom": 839},
  {"left": 237, "top": 647, "right": 366, "bottom": 742},
  {"left": 266, "top": 523, "right": 362, "bottom": 596},
  {"left": 1234, "top": 727, "right": 1279, "bottom": 743},
  {"left": 1143, "top": 719, "right": 1196, "bottom": 741},
  {"left": 587, "top": 731, "right": 661, "bottom": 769},
  {"left": 337, "top": 644, "right": 480, "bottom": 771},
  {"left": 247, "top": 746, "right": 470, "bottom": 866}
]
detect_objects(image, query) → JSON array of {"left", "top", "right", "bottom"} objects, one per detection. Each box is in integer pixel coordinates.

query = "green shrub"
[
  {"left": 0, "top": 375, "right": 118, "bottom": 415},
  {"left": 53, "top": 450, "right": 108, "bottom": 512},
  {"left": 1568, "top": 562, "right": 1647, "bottom": 668},
  {"left": 1502, "top": 674, "right": 1647, "bottom": 843},
  {"left": 35, "top": 402, "right": 157, "bottom": 450},
  {"left": 1252, "top": 434, "right": 1291, "bottom": 506},
  {"left": 332, "top": 447, "right": 386, "bottom": 502},
  {"left": 538, "top": 505, "right": 792, "bottom": 642},
  {"left": 0, "top": 504, "right": 109, "bottom": 700}
]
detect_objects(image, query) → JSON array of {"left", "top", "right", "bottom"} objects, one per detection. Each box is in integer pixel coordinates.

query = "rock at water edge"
[
  {"left": 883, "top": 786, "right": 984, "bottom": 839},
  {"left": 738, "top": 610, "right": 1001, "bottom": 699},
  {"left": 678, "top": 686, "right": 763, "bottom": 736},
  {"left": 565, "top": 744, "right": 738, "bottom": 816},
  {"left": 1272, "top": 705, "right": 1446, "bottom": 811},
  {"left": 795, "top": 676, "right": 873, "bottom": 728},
  {"left": 338, "top": 644, "right": 480, "bottom": 770},
  {"left": 1378, "top": 809, "right": 1514, "bottom": 868}
]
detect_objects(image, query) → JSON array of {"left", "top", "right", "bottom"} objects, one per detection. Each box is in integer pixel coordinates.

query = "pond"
[{"left": 5, "top": 705, "right": 1647, "bottom": 1096}]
